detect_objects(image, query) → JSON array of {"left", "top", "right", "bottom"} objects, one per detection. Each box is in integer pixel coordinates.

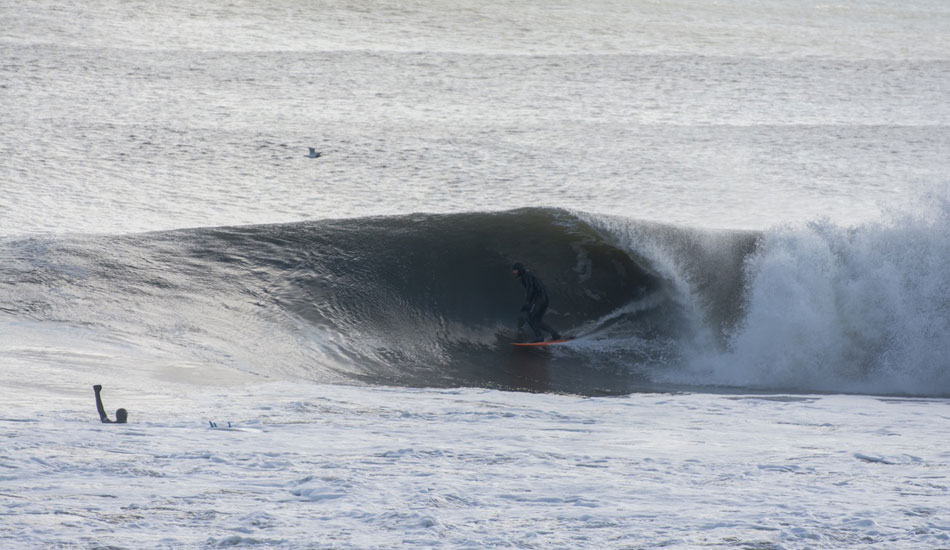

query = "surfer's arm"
[{"left": 93, "top": 385, "right": 112, "bottom": 423}]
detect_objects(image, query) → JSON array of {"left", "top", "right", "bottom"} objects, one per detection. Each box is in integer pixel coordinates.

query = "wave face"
[
  {"left": 3, "top": 207, "right": 949, "bottom": 396},
  {"left": 0, "top": 210, "right": 701, "bottom": 394}
]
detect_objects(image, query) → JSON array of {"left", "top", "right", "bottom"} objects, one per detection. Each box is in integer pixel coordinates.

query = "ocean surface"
[{"left": 2, "top": 0, "right": 950, "bottom": 548}]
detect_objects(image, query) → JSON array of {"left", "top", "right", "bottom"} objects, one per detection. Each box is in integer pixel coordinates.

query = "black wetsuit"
[
  {"left": 517, "top": 269, "right": 560, "bottom": 341},
  {"left": 93, "top": 385, "right": 127, "bottom": 423}
]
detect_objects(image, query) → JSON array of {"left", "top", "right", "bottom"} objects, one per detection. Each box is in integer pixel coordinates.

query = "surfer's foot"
[{"left": 551, "top": 333, "right": 561, "bottom": 340}]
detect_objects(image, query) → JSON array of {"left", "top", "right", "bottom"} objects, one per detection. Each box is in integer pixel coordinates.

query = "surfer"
[
  {"left": 93, "top": 385, "right": 127, "bottom": 424},
  {"left": 511, "top": 263, "right": 561, "bottom": 343}
]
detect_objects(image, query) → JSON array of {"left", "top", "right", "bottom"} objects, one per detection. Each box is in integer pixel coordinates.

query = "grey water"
[
  {"left": 2, "top": 0, "right": 950, "bottom": 396},
  {"left": 3, "top": 0, "right": 948, "bottom": 236}
]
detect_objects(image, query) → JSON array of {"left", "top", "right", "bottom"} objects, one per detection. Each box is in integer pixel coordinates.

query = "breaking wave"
[{"left": 2, "top": 206, "right": 949, "bottom": 396}]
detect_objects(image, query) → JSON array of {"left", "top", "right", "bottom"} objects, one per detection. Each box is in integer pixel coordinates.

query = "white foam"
[
  {"left": 680, "top": 194, "right": 950, "bottom": 395},
  {"left": 2, "top": 385, "right": 948, "bottom": 548}
]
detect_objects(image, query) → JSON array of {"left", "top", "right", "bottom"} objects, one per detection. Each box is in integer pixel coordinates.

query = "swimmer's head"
[{"left": 115, "top": 408, "right": 128, "bottom": 423}]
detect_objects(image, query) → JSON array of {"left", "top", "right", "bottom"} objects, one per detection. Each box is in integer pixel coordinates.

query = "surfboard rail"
[{"left": 510, "top": 338, "right": 573, "bottom": 347}]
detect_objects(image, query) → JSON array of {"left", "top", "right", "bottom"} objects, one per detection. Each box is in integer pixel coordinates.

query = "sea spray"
[{"left": 683, "top": 199, "right": 950, "bottom": 395}]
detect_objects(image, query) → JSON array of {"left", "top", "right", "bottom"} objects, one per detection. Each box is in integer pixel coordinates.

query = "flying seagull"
[{"left": 307, "top": 147, "right": 322, "bottom": 158}]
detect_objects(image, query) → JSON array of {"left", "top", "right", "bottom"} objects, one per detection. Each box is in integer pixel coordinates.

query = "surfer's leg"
[
  {"left": 529, "top": 300, "right": 560, "bottom": 341},
  {"left": 532, "top": 300, "right": 560, "bottom": 340},
  {"left": 538, "top": 320, "right": 560, "bottom": 340},
  {"left": 526, "top": 316, "right": 544, "bottom": 341},
  {"left": 526, "top": 302, "right": 545, "bottom": 341}
]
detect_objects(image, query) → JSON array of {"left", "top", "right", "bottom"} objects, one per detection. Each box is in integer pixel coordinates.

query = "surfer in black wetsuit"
[
  {"left": 93, "top": 385, "right": 127, "bottom": 423},
  {"left": 512, "top": 263, "right": 561, "bottom": 343}
]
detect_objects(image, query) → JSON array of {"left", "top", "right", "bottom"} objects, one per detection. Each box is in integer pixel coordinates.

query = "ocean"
[{"left": 2, "top": 0, "right": 950, "bottom": 548}]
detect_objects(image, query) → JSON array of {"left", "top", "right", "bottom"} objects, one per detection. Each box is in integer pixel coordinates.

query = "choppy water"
[{"left": 3, "top": 2, "right": 950, "bottom": 547}]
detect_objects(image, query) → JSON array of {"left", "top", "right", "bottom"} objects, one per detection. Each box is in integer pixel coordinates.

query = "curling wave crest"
[{"left": 2, "top": 206, "right": 948, "bottom": 396}]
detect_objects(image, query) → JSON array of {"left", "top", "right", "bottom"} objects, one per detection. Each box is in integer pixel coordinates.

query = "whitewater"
[{"left": 3, "top": 0, "right": 950, "bottom": 548}]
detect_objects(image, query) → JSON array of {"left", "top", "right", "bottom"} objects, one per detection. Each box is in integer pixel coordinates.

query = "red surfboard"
[{"left": 511, "top": 338, "right": 573, "bottom": 347}]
